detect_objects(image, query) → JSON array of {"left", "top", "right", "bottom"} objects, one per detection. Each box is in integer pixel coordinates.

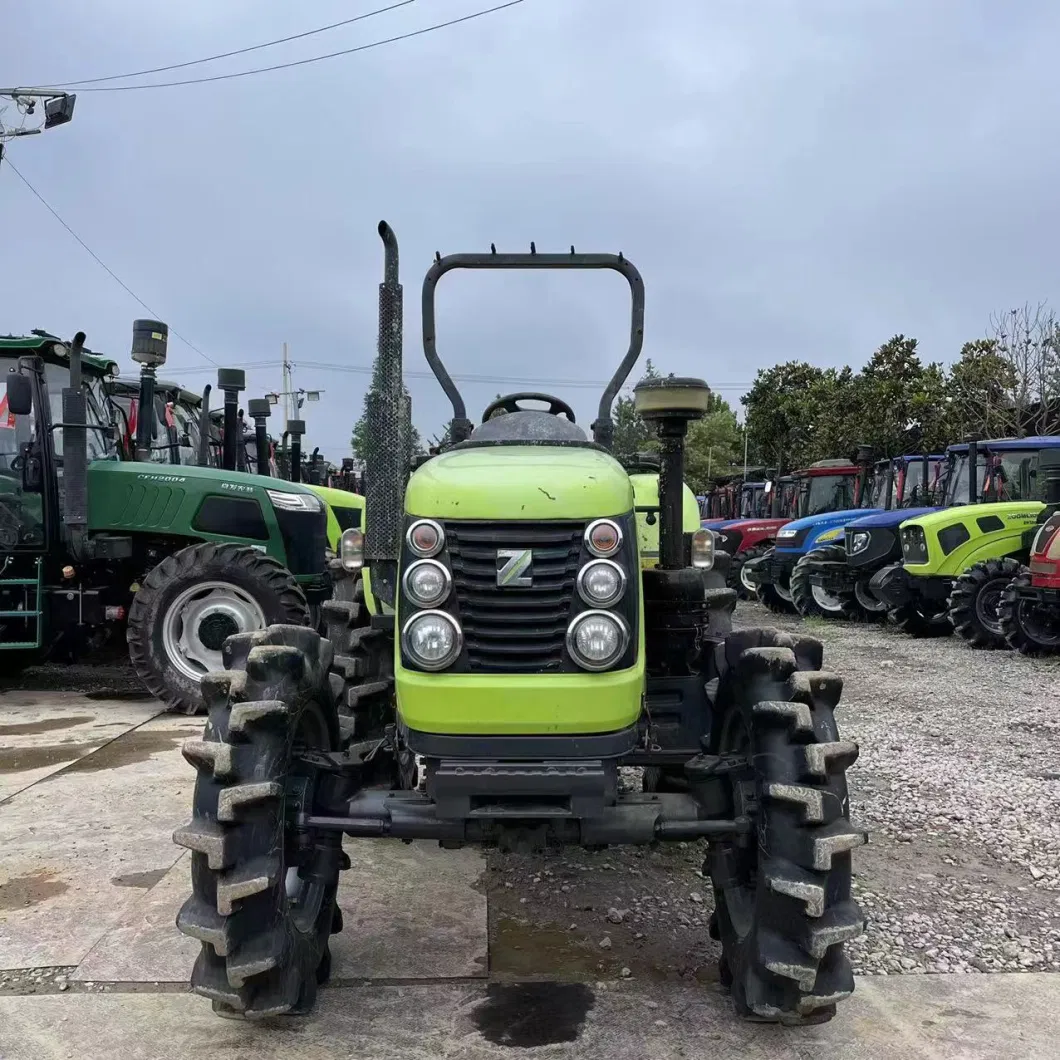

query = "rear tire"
[
  {"left": 173, "top": 625, "right": 345, "bottom": 1018},
  {"left": 948, "top": 557, "right": 1023, "bottom": 649},
  {"left": 998, "top": 569, "right": 1060, "bottom": 656},
  {"left": 708, "top": 628, "right": 866, "bottom": 1024},
  {"left": 790, "top": 546, "right": 847, "bottom": 619},
  {"left": 128, "top": 543, "right": 310, "bottom": 715},
  {"left": 729, "top": 545, "right": 770, "bottom": 600}
]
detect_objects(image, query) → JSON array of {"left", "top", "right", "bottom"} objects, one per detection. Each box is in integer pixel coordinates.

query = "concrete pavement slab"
[
  {"left": 0, "top": 712, "right": 200, "bottom": 970},
  {"left": 0, "top": 694, "right": 160, "bottom": 801},
  {"left": 70, "top": 840, "right": 488, "bottom": 984},
  {"left": 2, "top": 974, "right": 1058, "bottom": 1059},
  {"left": 333, "top": 840, "right": 488, "bottom": 980}
]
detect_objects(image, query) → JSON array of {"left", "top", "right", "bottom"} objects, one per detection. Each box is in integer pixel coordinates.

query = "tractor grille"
[{"left": 444, "top": 521, "right": 584, "bottom": 673}]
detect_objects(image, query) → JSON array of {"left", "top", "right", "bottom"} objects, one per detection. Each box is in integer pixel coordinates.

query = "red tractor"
[
  {"left": 715, "top": 460, "right": 862, "bottom": 597},
  {"left": 998, "top": 447, "right": 1060, "bottom": 654}
]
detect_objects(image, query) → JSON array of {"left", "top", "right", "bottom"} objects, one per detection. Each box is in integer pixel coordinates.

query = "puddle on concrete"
[
  {"left": 471, "top": 982, "right": 595, "bottom": 1048},
  {"left": 111, "top": 867, "right": 169, "bottom": 889},
  {"left": 0, "top": 715, "right": 94, "bottom": 737},
  {"left": 0, "top": 743, "right": 100, "bottom": 774},
  {"left": 60, "top": 727, "right": 200, "bottom": 774},
  {"left": 0, "top": 870, "right": 69, "bottom": 911},
  {"left": 491, "top": 916, "right": 602, "bottom": 979}
]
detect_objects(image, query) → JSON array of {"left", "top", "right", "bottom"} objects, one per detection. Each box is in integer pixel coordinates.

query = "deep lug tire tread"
[
  {"left": 708, "top": 628, "right": 866, "bottom": 1025},
  {"left": 128, "top": 542, "right": 310, "bottom": 715},
  {"left": 948, "top": 557, "right": 1023, "bottom": 649},
  {"left": 790, "top": 545, "right": 848, "bottom": 619},
  {"left": 173, "top": 624, "right": 343, "bottom": 1019},
  {"left": 887, "top": 602, "right": 952, "bottom": 638},
  {"left": 998, "top": 568, "right": 1058, "bottom": 656}
]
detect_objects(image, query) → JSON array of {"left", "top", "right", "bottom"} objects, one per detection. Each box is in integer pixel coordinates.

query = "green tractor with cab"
[
  {"left": 870, "top": 436, "right": 1060, "bottom": 646},
  {"left": 0, "top": 326, "right": 332, "bottom": 711},
  {"left": 174, "top": 222, "right": 866, "bottom": 1025}
]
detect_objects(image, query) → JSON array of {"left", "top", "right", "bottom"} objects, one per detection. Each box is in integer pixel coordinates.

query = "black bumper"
[
  {"left": 807, "top": 560, "right": 855, "bottom": 594},
  {"left": 747, "top": 551, "right": 796, "bottom": 588},
  {"left": 1014, "top": 583, "right": 1060, "bottom": 605},
  {"left": 869, "top": 564, "right": 952, "bottom": 610}
]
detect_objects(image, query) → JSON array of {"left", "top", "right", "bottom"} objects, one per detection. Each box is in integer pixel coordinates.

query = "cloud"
[{"left": 4, "top": 0, "right": 1059, "bottom": 459}]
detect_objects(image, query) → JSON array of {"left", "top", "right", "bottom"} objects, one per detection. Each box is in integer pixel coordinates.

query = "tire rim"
[
  {"left": 854, "top": 579, "right": 888, "bottom": 612},
  {"left": 775, "top": 578, "right": 793, "bottom": 603},
  {"left": 973, "top": 579, "right": 1007, "bottom": 636},
  {"left": 161, "top": 581, "right": 267, "bottom": 682},
  {"left": 739, "top": 563, "right": 759, "bottom": 596},
  {"left": 1016, "top": 600, "right": 1060, "bottom": 647},
  {"left": 810, "top": 583, "right": 845, "bottom": 613},
  {"left": 283, "top": 701, "right": 331, "bottom": 930}
]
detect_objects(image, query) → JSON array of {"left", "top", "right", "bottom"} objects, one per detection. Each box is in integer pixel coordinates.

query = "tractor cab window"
[
  {"left": 985, "top": 450, "right": 1051, "bottom": 502},
  {"left": 171, "top": 402, "right": 200, "bottom": 465},
  {"left": 44, "top": 364, "right": 113, "bottom": 464},
  {"left": 868, "top": 467, "right": 891, "bottom": 508},
  {"left": 0, "top": 357, "right": 45, "bottom": 548},
  {"left": 943, "top": 452, "right": 987, "bottom": 506},
  {"left": 801, "top": 474, "right": 855, "bottom": 517}
]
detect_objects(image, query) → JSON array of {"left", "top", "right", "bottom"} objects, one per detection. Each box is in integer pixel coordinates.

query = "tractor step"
[{"left": 0, "top": 559, "right": 44, "bottom": 650}]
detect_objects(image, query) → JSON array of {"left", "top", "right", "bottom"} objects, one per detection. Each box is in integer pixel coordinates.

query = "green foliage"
[
  {"left": 350, "top": 353, "right": 421, "bottom": 461},
  {"left": 684, "top": 393, "right": 743, "bottom": 490},
  {"left": 611, "top": 358, "right": 660, "bottom": 463}
]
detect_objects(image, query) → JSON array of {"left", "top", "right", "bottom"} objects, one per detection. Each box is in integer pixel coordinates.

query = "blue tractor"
[{"left": 794, "top": 452, "right": 947, "bottom": 623}]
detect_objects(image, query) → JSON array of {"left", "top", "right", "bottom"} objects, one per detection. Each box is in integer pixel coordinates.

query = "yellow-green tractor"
[{"left": 173, "top": 223, "right": 865, "bottom": 1025}]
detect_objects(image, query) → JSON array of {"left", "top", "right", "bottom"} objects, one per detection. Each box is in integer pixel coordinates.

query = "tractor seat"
[{"left": 470, "top": 410, "right": 587, "bottom": 444}]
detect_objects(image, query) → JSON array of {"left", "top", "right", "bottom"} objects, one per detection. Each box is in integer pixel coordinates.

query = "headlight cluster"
[
  {"left": 848, "top": 531, "right": 871, "bottom": 556},
  {"left": 567, "top": 519, "right": 630, "bottom": 671},
  {"left": 900, "top": 525, "right": 929, "bottom": 563},
  {"left": 401, "top": 520, "right": 462, "bottom": 670},
  {"left": 266, "top": 488, "right": 322, "bottom": 512}
]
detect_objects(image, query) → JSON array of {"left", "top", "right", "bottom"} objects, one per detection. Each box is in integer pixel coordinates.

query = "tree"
[
  {"left": 350, "top": 353, "right": 421, "bottom": 462},
  {"left": 684, "top": 393, "right": 743, "bottom": 490},
  {"left": 611, "top": 358, "right": 660, "bottom": 463},
  {"left": 944, "top": 338, "right": 1015, "bottom": 440},
  {"left": 987, "top": 303, "right": 1060, "bottom": 436}
]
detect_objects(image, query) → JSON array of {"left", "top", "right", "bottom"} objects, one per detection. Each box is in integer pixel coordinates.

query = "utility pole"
[
  {"left": 0, "top": 90, "right": 76, "bottom": 161},
  {"left": 281, "top": 342, "right": 293, "bottom": 430},
  {"left": 742, "top": 424, "right": 749, "bottom": 480}
]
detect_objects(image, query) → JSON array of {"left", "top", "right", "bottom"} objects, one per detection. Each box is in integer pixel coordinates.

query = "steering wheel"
[{"left": 482, "top": 392, "right": 576, "bottom": 423}]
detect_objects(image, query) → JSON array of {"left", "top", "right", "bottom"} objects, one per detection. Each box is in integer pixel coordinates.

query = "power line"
[
  {"left": 39, "top": 1, "right": 527, "bottom": 93},
  {"left": 3, "top": 157, "right": 218, "bottom": 366},
  {"left": 35, "top": 1, "right": 421, "bottom": 88}
]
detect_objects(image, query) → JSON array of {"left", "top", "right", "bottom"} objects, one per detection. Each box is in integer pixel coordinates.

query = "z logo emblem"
[{"left": 496, "top": 548, "right": 533, "bottom": 588}]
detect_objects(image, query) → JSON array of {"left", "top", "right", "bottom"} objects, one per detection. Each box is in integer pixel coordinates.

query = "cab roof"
[{"left": 0, "top": 332, "right": 120, "bottom": 377}]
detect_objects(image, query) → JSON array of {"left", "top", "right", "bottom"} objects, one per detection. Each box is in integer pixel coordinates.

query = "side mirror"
[{"left": 5, "top": 373, "right": 33, "bottom": 416}]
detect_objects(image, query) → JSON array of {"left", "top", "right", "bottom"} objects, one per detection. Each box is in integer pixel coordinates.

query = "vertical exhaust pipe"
[
  {"left": 247, "top": 398, "right": 271, "bottom": 477},
  {"left": 921, "top": 454, "right": 930, "bottom": 504},
  {"left": 364, "top": 221, "right": 406, "bottom": 608},
  {"left": 966, "top": 435, "right": 980, "bottom": 505},
  {"left": 288, "top": 419, "right": 305, "bottom": 483},
  {"left": 884, "top": 460, "right": 895, "bottom": 510},
  {"left": 196, "top": 384, "right": 212, "bottom": 466},
  {"left": 217, "top": 368, "right": 245, "bottom": 472},
  {"left": 309, "top": 446, "right": 322, "bottom": 485},
  {"left": 62, "top": 331, "right": 89, "bottom": 548}
]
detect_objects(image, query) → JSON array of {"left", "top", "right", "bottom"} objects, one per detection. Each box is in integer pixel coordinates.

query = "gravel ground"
[{"left": 488, "top": 601, "right": 1060, "bottom": 982}]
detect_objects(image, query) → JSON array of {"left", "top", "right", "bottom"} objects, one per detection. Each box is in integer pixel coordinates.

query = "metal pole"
[{"left": 743, "top": 425, "right": 749, "bottom": 480}]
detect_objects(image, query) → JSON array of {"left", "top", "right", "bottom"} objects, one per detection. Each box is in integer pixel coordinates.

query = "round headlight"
[
  {"left": 566, "top": 610, "right": 629, "bottom": 672},
  {"left": 403, "top": 558, "right": 451, "bottom": 607},
  {"left": 585, "top": 518, "right": 622, "bottom": 558},
  {"left": 577, "top": 559, "right": 626, "bottom": 607},
  {"left": 407, "top": 519, "right": 444, "bottom": 558},
  {"left": 401, "top": 610, "right": 462, "bottom": 671}
]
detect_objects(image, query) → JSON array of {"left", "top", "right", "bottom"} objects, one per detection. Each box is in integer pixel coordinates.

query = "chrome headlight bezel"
[
  {"left": 406, "top": 518, "right": 445, "bottom": 559},
  {"left": 401, "top": 609, "right": 463, "bottom": 672},
  {"left": 565, "top": 609, "right": 630, "bottom": 672},
  {"left": 266, "top": 488, "right": 323, "bottom": 512},
  {"left": 403, "top": 558, "right": 452, "bottom": 608},
  {"left": 576, "top": 558, "right": 627, "bottom": 608},
  {"left": 585, "top": 518, "right": 623, "bottom": 558}
]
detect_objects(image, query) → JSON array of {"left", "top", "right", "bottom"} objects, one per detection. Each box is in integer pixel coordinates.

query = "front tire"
[
  {"left": 887, "top": 602, "right": 951, "bottom": 637},
  {"left": 708, "top": 628, "right": 866, "bottom": 1024},
  {"left": 128, "top": 542, "right": 310, "bottom": 714},
  {"left": 998, "top": 569, "right": 1060, "bottom": 656},
  {"left": 790, "top": 546, "right": 847, "bottom": 619},
  {"left": 948, "top": 557, "right": 1023, "bottom": 649},
  {"left": 729, "top": 545, "right": 770, "bottom": 600},
  {"left": 173, "top": 625, "right": 345, "bottom": 1018}
]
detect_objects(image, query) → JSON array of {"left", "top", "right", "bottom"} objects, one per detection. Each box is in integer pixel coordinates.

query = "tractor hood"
[
  {"left": 775, "top": 507, "right": 884, "bottom": 551},
  {"left": 405, "top": 445, "right": 633, "bottom": 521},
  {"left": 845, "top": 506, "right": 940, "bottom": 530}
]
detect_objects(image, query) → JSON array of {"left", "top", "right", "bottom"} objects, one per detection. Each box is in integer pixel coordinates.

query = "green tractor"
[
  {"left": 174, "top": 222, "right": 866, "bottom": 1024},
  {"left": 0, "top": 326, "right": 332, "bottom": 712},
  {"left": 870, "top": 436, "right": 1060, "bottom": 646}
]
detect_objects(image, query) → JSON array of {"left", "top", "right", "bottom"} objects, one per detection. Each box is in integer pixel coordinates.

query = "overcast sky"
[{"left": 4, "top": 0, "right": 1058, "bottom": 461}]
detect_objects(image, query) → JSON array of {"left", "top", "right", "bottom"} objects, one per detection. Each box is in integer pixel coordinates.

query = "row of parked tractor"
[
  {"left": 699, "top": 438, "right": 1060, "bottom": 654},
  {"left": 0, "top": 321, "right": 375, "bottom": 715}
]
